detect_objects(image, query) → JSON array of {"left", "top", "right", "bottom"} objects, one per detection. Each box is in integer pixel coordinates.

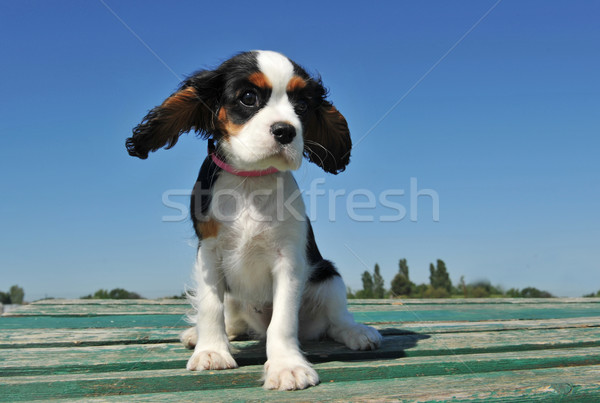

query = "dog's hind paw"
[
  {"left": 338, "top": 323, "right": 383, "bottom": 351},
  {"left": 180, "top": 327, "right": 197, "bottom": 349}
]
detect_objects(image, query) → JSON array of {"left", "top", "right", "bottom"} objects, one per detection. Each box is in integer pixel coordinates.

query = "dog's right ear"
[{"left": 126, "top": 70, "right": 221, "bottom": 159}]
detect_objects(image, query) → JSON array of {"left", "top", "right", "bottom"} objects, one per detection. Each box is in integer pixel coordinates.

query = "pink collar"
[{"left": 210, "top": 153, "right": 279, "bottom": 177}]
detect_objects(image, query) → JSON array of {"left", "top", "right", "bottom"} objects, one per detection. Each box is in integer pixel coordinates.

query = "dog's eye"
[
  {"left": 295, "top": 99, "right": 308, "bottom": 115},
  {"left": 240, "top": 91, "right": 258, "bottom": 107}
]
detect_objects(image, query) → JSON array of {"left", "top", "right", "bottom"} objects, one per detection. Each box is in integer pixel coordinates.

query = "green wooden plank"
[
  {"left": 7, "top": 298, "right": 599, "bottom": 317},
  {"left": 25, "top": 297, "right": 600, "bottom": 306},
  {"left": 390, "top": 316, "right": 600, "bottom": 338},
  {"left": 2, "top": 303, "right": 599, "bottom": 329},
  {"left": 0, "top": 328, "right": 183, "bottom": 348},
  {"left": 0, "top": 315, "right": 189, "bottom": 330},
  {"left": 2, "top": 304, "right": 191, "bottom": 316},
  {"left": 352, "top": 302, "right": 600, "bottom": 312},
  {"left": 0, "top": 305, "right": 598, "bottom": 329},
  {"left": 2, "top": 316, "right": 600, "bottom": 349},
  {"left": 3, "top": 327, "right": 600, "bottom": 377},
  {"left": 52, "top": 365, "right": 600, "bottom": 402},
  {"left": 28, "top": 299, "right": 189, "bottom": 306},
  {"left": 2, "top": 348, "right": 600, "bottom": 401},
  {"left": 351, "top": 304, "right": 600, "bottom": 323}
]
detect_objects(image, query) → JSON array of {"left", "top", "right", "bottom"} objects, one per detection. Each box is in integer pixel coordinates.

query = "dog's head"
[{"left": 126, "top": 51, "right": 351, "bottom": 174}]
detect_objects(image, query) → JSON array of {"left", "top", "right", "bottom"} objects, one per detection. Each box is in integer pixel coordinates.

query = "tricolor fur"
[{"left": 126, "top": 50, "right": 381, "bottom": 391}]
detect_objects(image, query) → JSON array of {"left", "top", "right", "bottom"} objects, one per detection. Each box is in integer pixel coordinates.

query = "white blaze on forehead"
[{"left": 256, "top": 51, "right": 294, "bottom": 95}]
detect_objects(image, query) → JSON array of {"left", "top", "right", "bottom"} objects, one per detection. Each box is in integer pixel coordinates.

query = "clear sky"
[{"left": 1, "top": 1, "right": 598, "bottom": 300}]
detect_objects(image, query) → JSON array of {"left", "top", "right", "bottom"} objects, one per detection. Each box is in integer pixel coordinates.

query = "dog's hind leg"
[{"left": 320, "top": 275, "right": 383, "bottom": 351}]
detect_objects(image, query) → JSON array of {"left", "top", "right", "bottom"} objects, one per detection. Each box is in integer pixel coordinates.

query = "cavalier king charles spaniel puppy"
[{"left": 126, "top": 50, "right": 381, "bottom": 390}]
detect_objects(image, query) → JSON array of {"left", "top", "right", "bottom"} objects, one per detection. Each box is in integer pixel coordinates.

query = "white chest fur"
[{"left": 206, "top": 171, "right": 308, "bottom": 303}]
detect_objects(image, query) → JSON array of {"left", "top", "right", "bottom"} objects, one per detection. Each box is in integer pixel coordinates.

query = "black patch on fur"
[
  {"left": 190, "top": 153, "right": 222, "bottom": 240},
  {"left": 306, "top": 220, "right": 340, "bottom": 283}
]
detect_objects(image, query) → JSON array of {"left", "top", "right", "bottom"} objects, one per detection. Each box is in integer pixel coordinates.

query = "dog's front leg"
[
  {"left": 263, "top": 253, "right": 319, "bottom": 390},
  {"left": 186, "top": 245, "right": 238, "bottom": 371}
]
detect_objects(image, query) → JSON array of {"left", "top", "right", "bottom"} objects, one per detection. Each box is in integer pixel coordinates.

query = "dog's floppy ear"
[
  {"left": 126, "top": 70, "right": 221, "bottom": 159},
  {"left": 303, "top": 80, "right": 352, "bottom": 174}
]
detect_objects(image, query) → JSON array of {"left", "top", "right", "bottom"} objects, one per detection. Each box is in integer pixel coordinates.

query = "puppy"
[{"left": 126, "top": 50, "right": 382, "bottom": 390}]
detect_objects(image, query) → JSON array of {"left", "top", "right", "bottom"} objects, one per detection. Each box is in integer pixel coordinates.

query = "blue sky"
[{"left": 1, "top": 1, "right": 598, "bottom": 300}]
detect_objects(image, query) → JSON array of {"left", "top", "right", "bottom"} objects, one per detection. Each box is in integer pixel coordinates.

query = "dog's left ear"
[
  {"left": 126, "top": 70, "right": 221, "bottom": 159},
  {"left": 303, "top": 81, "right": 352, "bottom": 174}
]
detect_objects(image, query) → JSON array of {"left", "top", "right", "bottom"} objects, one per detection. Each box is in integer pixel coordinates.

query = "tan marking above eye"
[
  {"left": 248, "top": 72, "right": 272, "bottom": 89},
  {"left": 287, "top": 76, "right": 307, "bottom": 92}
]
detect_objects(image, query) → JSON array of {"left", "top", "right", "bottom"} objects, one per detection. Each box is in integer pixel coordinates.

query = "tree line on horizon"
[
  {"left": 4, "top": 274, "right": 600, "bottom": 304},
  {"left": 347, "top": 259, "right": 561, "bottom": 299},
  {"left": 81, "top": 288, "right": 143, "bottom": 300},
  {"left": 0, "top": 285, "right": 25, "bottom": 305}
]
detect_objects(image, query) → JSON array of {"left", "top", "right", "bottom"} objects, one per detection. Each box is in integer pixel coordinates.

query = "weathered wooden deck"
[{"left": 1, "top": 298, "right": 600, "bottom": 401}]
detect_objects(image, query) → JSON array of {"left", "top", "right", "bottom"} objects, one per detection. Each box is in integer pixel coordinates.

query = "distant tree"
[
  {"left": 506, "top": 288, "right": 521, "bottom": 298},
  {"left": 399, "top": 259, "right": 409, "bottom": 279},
  {"left": 166, "top": 292, "right": 187, "bottom": 300},
  {"left": 470, "top": 281, "right": 493, "bottom": 298},
  {"left": 362, "top": 270, "right": 374, "bottom": 297},
  {"left": 0, "top": 291, "right": 11, "bottom": 304},
  {"left": 470, "top": 285, "right": 490, "bottom": 298},
  {"left": 93, "top": 289, "right": 110, "bottom": 299},
  {"left": 391, "top": 259, "right": 413, "bottom": 297},
  {"left": 504, "top": 287, "right": 553, "bottom": 298},
  {"left": 109, "top": 288, "right": 142, "bottom": 299},
  {"left": 428, "top": 263, "right": 435, "bottom": 286},
  {"left": 429, "top": 259, "right": 452, "bottom": 293},
  {"left": 391, "top": 273, "right": 412, "bottom": 297},
  {"left": 81, "top": 288, "right": 143, "bottom": 300},
  {"left": 411, "top": 283, "right": 430, "bottom": 298},
  {"left": 459, "top": 276, "right": 467, "bottom": 298},
  {"left": 520, "top": 287, "right": 553, "bottom": 298},
  {"left": 373, "top": 264, "right": 385, "bottom": 298},
  {"left": 9, "top": 285, "right": 24, "bottom": 304},
  {"left": 423, "top": 285, "right": 450, "bottom": 298},
  {"left": 356, "top": 271, "right": 374, "bottom": 298},
  {"left": 583, "top": 290, "right": 600, "bottom": 298}
]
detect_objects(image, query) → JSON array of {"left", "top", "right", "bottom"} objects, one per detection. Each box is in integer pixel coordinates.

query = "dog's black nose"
[{"left": 271, "top": 122, "right": 296, "bottom": 145}]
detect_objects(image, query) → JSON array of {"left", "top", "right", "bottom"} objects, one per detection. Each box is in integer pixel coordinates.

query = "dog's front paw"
[
  {"left": 186, "top": 350, "right": 238, "bottom": 371},
  {"left": 340, "top": 324, "right": 382, "bottom": 351},
  {"left": 263, "top": 359, "right": 319, "bottom": 391}
]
